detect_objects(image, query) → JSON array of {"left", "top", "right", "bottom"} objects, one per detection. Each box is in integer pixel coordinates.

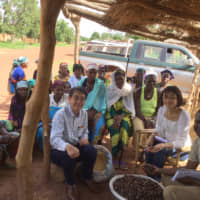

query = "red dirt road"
[
  {"left": 0, "top": 46, "right": 121, "bottom": 200},
  {"left": 0, "top": 46, "right": 74, "bottom": 119}
]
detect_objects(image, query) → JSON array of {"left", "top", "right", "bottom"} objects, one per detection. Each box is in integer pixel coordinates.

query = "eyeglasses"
[{"left": 72, "top": 95, "right": 86, "bottom": 102}]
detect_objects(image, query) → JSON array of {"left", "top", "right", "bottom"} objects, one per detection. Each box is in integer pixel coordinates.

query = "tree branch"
[{"left": 68, "top": 0, "right": 110, "bottom": 11}]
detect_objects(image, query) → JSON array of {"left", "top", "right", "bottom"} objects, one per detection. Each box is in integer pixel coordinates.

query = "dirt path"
[{"left": 0, "top": 46, "right": 74, "bottom": 119}]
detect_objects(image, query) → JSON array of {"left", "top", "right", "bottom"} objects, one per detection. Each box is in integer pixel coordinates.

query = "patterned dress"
[{"left": 106, "top": 98, "right": 132, "bottom": 157}]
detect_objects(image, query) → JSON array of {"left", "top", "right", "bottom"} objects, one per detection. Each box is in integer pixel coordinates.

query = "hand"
[
  {"left": 144, "top": 119, "right": 154, "bottom": 129},
  {"left": 79, "top": 138, "right": 89, "bottom": 146},
  {"left": 113, "top": 115, "right": 123, "bottom": 129},
  {"left": 149, "top": 143, "right": 164, "bottom": 153},
  {"left": 176, "top": 176, "right": 200, "bottom": 185},
  {"left": 145, "top": 144, "right": 153, "bottom": 152},
  {"left": 66, "top": 144, "right": 80, "bottom": 159},
  {"left": 11, "top": 120, "right": 18, "bottom": 128},
  {"left": 142, "top": 163, "right": 160, "bottom": 176}
]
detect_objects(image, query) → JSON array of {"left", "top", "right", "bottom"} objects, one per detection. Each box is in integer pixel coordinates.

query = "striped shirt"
[{"left": 50, "top": 105, "right": 89, "bottom": 151}]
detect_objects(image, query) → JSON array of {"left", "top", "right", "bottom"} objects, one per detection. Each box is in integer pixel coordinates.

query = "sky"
[{"left": 58, "top": 11, "right": 124, "bottom": 38}]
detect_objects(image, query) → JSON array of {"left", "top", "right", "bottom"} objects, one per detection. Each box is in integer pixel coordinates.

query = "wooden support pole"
[
  {"left": 16, "top": 0, "right": 66, "bottom": 199},
  {"left": 42, "top": 91, "right": 50, "bottom": 182}
]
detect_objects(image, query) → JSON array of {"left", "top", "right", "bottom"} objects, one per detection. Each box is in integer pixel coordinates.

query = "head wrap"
[
  {"left": 13, "top": 59, "right": 20, "bottom": 67},
  {"left": 136, "top": 68, "right": 146, "bottom": 74},
  {"left": 145, "top": 70, "right": 158, "bottom": 80},
  {"left": 86, "top": 63, "right": 98, "bottom": 71},
  {"left": 52, "top": 80, "right": 65, "bottom": 88},
  {"left": 16, "top": 80, "right": 29, "bottom": 89},
  {"left": 59, "top": 62, "right": 68, "bottom": 68},
  {"left": 28, "top": 79, "right": 36, "bottom": 87},
  {"left": 106, "top": 69, "right": 135, "bottom": 116},
  {"left": 161, "top": 69, "right": 174, "bottom": 80},
  {"left": 18, "top": 56, "right": 28, "bottom": 65}
]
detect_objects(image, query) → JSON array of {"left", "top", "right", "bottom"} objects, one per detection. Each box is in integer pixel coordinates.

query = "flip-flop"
[
  {"left": 113, "top": 160, "right": 119, "bottom": 169},
  {"left": 119, "top": 161, "right": 128, "bottom": 170}
]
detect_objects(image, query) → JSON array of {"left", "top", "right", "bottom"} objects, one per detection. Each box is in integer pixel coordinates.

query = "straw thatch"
[{"left": 64, "top": 0, "right": 200, "bottom": 49}]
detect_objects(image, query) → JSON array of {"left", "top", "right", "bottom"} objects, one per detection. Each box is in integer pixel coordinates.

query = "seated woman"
[
  {"left": 134, "top": 71, "right": 160, "bottom": 129},
  {"left": 145, "top": 86, "right": 191, "bottom": 181},
  {"left": 106, "top": 69, "right": 135, "bottom": 169},
  {"left": 135, "top": 68, "right": 146, "bottom": 89},
  {"left": 36, "top": 80, "right": 68, "bottom": 151},
  {"left": 68, "top": 64, "right": 84, "bottom": 88},
  {"left": 54, "top": 62, "right": 70, "bottom": 82},
  {"left": 8, "top": 80, "right": 29, "bottom": 132},
  {"left": 156, "top": 69, "right": 174, "bottom": 91},
  {"left": 0, "top": 121, "right": 19, "bottom": 167},
  {"left": 78, "top": 63, "right": 106, "bottom": 144}
]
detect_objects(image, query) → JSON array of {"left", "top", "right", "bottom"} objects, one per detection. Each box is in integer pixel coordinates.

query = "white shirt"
[
  {"left": 50, "top": 105, "right": 89, "bottom": 151},
  {"left": 155, "top": 106, "right": 191, "bottom": 149},
  {"left": 68, "top": 75, "right": 84, "bottom": 88},
  {"left": 49, "top": 93, "right": 68, "bottom": 107}
]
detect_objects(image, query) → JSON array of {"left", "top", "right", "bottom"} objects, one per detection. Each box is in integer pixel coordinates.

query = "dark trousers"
[{"left": 51, "top": 144, "right": 97, "bottom": 185}]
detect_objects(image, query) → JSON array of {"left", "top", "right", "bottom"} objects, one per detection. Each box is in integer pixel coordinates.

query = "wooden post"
[
  {"left": 42, "top": 91, "right": 50, "bottom": 182},
  {"left": 186, "top": 63, "right": 200, "bottom": 114},
  {"left": 16, "top": 0, "right": 66, "bottom": 199},
  {"left": 71, "top": 14, "right": 81, "bottom": 64}
]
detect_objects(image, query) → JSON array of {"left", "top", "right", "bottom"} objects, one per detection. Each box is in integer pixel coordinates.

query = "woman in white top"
[
  {"left": 145, "top": 86, "right": 191, "bottom": 179},
  {"left": 36, "top": 80, "right": 68, "bottom": 151},
  {"left": 68, "top": 64, "right": 84, "bottom": 88},
  {"left": 49, "top": 80, "right": 69, "bottom": 107}
]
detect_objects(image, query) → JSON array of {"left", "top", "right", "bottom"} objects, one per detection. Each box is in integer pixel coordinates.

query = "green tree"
[
  {"left": 90, "top": 32, "right": 100, "bottom": 40},
  {"left": 1, "top": 0, "right": 40, "bottom": 39},
  {"left": 112, "top": 33, "right": 124, "bottom": 40},
  {"left": 55, "top": 19, "right": 75, "bottom": 43},
  {"left": 101, "top": 32, "right": 112, "bottom": 40}
]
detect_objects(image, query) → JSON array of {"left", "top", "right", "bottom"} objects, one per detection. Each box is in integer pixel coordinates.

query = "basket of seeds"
[{"left": 109, "top": 174, "right": 164, "bottom": 200}]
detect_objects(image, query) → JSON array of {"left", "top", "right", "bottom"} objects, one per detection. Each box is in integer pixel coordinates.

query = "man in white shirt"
[{"left": 50, "top": 87, "right": 98, "bottom": 200}]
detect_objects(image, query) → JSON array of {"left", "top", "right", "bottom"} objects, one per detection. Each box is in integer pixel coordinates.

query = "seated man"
[
  {"left": 50, "top": 87, "right": 98, "bottom": 200},
  {"left": 143, "top": 109, "right": 200, "bottom": 200}
]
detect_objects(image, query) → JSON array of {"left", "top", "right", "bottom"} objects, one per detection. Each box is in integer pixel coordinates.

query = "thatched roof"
[{"left": 63, "top": 0, "right": 200, "bottom": 49}]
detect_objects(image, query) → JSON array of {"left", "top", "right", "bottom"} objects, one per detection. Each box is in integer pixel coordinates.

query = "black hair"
[
  {"left": 73, "top": 64, "right": 84, "bottom": 73},
  {"left": 114, "top": 69, "right": 125, "bottom": 78},
  {"left": 161, "top": 86, "right": 183, "bottom": 107},
  {"left": 69, "top": 86, "right": 87, "bottom": 98}
]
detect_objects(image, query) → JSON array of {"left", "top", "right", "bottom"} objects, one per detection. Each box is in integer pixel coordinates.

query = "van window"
[
  {"left": 142, "top": 45, "right": 163, "bottom": 61},
  {"left": 166, "top": 48, "right": 188, "bottom": 65}
]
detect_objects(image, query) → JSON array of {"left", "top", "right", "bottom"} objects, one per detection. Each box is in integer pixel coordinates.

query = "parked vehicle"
[{"left": 79, "top": 40, "right": 199, "bottom": 95}]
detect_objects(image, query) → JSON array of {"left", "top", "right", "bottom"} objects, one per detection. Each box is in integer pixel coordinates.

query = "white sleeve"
[
  {"left": 155, "top": 106, "right": 165, "bottom": 137},
  {"left": 80, "top": 111, "right": 89, "bottom": 140},
  {"left": 172, "top": 110, "right": 191, "bottom": 149},
  {"left": 50, "top": 110, "right": 68, "bottom": 151}
]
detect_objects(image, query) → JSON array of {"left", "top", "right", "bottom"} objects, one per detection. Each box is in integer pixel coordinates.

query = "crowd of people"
[{"left": 1, "top": 56, "right": 200, "bottom": 200}]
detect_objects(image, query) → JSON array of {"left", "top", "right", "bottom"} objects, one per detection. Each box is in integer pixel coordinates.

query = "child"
[
  {"left": 50, "top": 87, "right": 99, "bottom": 199},
  {"left": 54, "top": 62, "right": 70, "bottom": 82},
  {"left": 68, "top": 64, "right": 84, "bottom": 88},
  {"left": 64, "top": 81, "right": 71, "bottom": 94}
]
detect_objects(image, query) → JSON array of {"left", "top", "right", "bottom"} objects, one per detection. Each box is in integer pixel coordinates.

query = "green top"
[{"left": 140, "top": 87, "right": 157, "bottom": 117}]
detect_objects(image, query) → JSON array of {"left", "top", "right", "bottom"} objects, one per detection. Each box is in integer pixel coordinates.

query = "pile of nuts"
[{"left": 113, "top": 175, "right": 163, "bottom": 200}]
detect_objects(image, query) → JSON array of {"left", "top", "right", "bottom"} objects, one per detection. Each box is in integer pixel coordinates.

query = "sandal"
[
  {"left": 113, "top": 160, "right": 119, "bottom": 169},
  {"left": 119, "top": 161, "right": 128, "bottom": 170}
]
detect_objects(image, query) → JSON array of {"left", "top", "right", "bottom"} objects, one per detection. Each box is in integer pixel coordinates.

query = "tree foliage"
[
  {"left": 0, "top": 0, "right": 40, "bottom": 39},
  {"left": 55, "top": 19, "right": 75, "bottom": 43},
  {"left": 90, "top": 32, "right": 100, "bottom": 40}
]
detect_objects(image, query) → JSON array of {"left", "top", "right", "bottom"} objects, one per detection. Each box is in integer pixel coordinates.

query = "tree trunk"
[
  {"left": 74, "top": 21, "right": 80, "bottom": 64},
  {"left": 16, "top": 0, "right": 66, "bottom": 200},
  {"left": 42, "top": 91, "right": 50, "bottom": 182}
]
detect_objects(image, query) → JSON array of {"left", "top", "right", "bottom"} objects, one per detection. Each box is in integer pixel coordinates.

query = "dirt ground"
[{"left": 0, "top": 46, "right": 140, "bottom": 200}]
